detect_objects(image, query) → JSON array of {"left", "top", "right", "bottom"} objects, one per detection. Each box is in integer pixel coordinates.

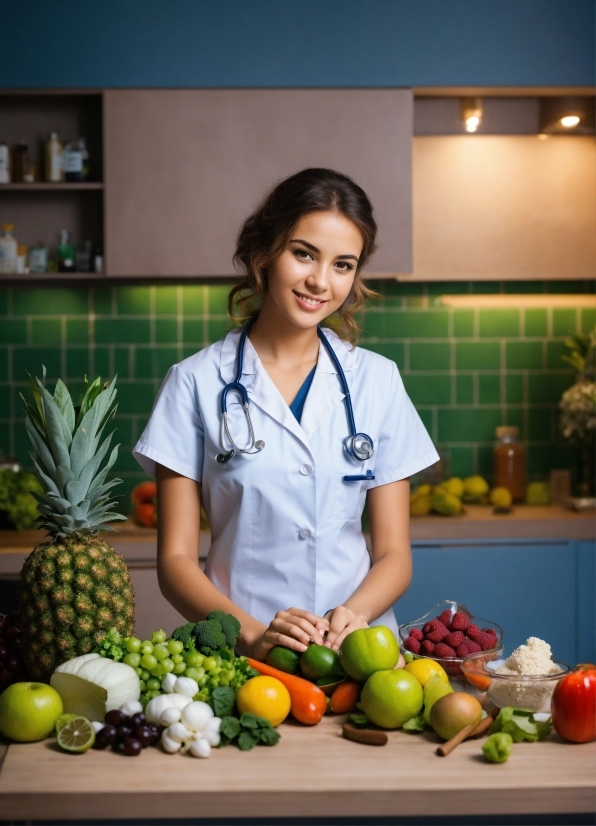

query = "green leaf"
[
  {"left": 347, "top": 712, "right": 370, "bottom": 728},
  {"left": 254, "top": 716, "right": 272, "bottom": 729},
  {"left": 259, "top": 727, "right": 281, "bottom": 746},
  {"left": 38, "top": 383, "right": 71, "bottom": 468},
  {"left": 53, "top": 379, "right": 76, "bottom": 441},
  {"left": 24, "top": 418, "right": 56, "bottom": 477},
  {"left": 237, "top": 731, "right": 259, "bottom": 751},
  {"left": 239, "top": 712, "right": 260, "bottom": 729},
  {"left": 220, "top": 716, "right": 241, "bottom": 743},
  {"left": 211, "top": 686, "right": 236, "bottom": 718},
  {"left": 402, "top": 714, "right": 426, "bottom": 733}
]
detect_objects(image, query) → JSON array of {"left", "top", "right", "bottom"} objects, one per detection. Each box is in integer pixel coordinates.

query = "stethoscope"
[{"left": 216, "top": 320, "right": 375, "bottom": 482}]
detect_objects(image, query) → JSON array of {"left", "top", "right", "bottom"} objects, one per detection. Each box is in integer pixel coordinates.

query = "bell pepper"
[
  {"left": 482, "top": 732, "right": 513, "bottom": 763},
  {"left": 246, "top": 657, "right": 327, "bottom": 725}
]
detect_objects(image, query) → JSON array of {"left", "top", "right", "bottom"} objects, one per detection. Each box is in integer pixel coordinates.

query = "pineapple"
[{"left": 19, "top": 371, "right": 135, "bottom": 681}]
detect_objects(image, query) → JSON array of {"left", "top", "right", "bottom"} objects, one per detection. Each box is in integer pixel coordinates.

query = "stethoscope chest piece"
[{"left": 346, "top": 432, "right": 374, "bottom": 461}]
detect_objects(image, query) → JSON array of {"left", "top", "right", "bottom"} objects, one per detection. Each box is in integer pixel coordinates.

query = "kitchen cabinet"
[
  {"left": 405, "top": 135, "right": 596, "bottom": 281},
  {"left": 103, "top": 89, "right": 412, "bottom": 277},
  {"left": 396, "top": 538, "right": 596, "bottom": 664}
]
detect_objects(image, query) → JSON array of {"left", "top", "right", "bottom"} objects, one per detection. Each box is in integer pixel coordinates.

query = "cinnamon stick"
[
  {"left": 342, "top": 723, "right": 388, "bottom": 746},
  {"left": 436, "top": 711, "right": 496, "bottom": 756}
]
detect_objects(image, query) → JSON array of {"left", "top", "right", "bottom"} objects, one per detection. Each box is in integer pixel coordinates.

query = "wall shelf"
[{"left": 0, "top": 183, "right": 103, "bottom": 191}]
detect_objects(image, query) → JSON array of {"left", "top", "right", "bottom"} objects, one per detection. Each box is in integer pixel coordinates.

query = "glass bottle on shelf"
[
  {"left": 29, "top": 242, "right": 48, "bottom": 273},
  {"left": 76, "top": 240, "right": 92, "bottom": 272},
  {"left": 0, "top": 143, "right": 10, "bottom": 183},
  {"left": 57, "top": 230, "right": 75, "bottom": 272},
  {"left": 493, "top": 426, "right": 526, "bottom": 502},
  {"left": 78, "top": 138, "right": 89, "bottom": 181},
  {"left": 0, "top": 224, "right": 18, "bottom": 273},
  {"left": 11, "top": 142, "right": 29, "bottom": 183},
  {"left": 45, "top": 132, "right": 63, "bottom": 183},
  {"left": 63, "top": 141, "right": 84, "bottom": 182}
]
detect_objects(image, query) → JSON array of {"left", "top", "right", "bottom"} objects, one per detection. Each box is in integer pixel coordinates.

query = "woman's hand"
[
  {"left": 250, "top": 608, "right": 329, "bottom": 661},
  {"left": 324, "top": 606, "right": 368, "bottom": 651}
]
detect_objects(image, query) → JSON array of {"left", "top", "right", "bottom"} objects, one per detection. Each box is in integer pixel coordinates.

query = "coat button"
[
  {"left": 298, "top": 528, "right": 312, "bottom": 540},
  {"left": 299, "top": 464, "right": 312, "bottom": 476}
]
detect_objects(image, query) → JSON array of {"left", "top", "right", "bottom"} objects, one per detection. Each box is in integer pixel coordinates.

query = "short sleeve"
[
  {"left": 368, "top": 362, "right": 439, "bottom": 488},
  {"left": 132, "top": 364, "right": 204, "bottom": 482}
]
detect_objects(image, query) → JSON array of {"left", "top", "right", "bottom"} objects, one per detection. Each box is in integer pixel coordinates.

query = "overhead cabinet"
[{"left": 104, "top": 89, "right": 413, "bottom": 278}]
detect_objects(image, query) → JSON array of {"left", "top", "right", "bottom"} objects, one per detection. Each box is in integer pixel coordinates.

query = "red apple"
[{"left": 551, "top": 664, "right": 596, "bottom": 743}]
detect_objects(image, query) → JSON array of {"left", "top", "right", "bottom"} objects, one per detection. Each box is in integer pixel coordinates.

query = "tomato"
[{"left": 551, "top": 663, "right": 596, "bottom": 743}]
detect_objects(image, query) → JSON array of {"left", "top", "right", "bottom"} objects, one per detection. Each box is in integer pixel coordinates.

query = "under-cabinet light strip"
[{"left": 439, "top": 294, "right": 596, "bottom": 309}]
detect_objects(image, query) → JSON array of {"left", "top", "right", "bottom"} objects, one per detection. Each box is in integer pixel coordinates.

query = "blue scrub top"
[{"left": 289, "top": 366, "right": 317, "bottom": 423}]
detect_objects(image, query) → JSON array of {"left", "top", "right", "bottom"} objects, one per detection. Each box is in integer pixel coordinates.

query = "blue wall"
[{"left": 3, "top": 0, "right": 595, "bottom": 88}]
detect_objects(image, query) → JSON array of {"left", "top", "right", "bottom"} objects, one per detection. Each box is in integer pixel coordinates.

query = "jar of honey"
[{"left": 493, "top": 426, "right": 526, "bottom": 502}]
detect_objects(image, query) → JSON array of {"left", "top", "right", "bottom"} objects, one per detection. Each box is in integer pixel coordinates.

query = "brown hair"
[{"left": 228, "top": 168, "right": 378, "bottom": 344}]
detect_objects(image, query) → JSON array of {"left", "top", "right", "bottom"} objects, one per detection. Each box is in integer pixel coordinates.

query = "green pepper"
[{"left": 482, "top": 732, "right": 513, "bottom": 763}]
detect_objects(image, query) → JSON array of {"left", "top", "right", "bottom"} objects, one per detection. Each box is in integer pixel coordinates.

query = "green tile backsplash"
[{"left": 0, "top": 280, "right": 593, "bottom": 500}]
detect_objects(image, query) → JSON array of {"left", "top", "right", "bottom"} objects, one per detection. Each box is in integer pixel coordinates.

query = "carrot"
[
  {"left": 330, "top": 679, "right": 360, "bottom": 714},
  {"left": 246, "top": 657, "right": 327, "bottom": 725}
]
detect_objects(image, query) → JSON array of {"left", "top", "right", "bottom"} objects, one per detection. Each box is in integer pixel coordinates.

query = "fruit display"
[
  {"left": 0, "top": 611, "right": 29, "bottom": 690},
  {"left": 131, "top": 481, "right": 157, "bottom": 527},
  {"left": 93, "top": 614, "right": 257, "bottom": 708},
  {"left": 410, "top": 475, "right": 519, "bottom": 517},
  {"left": 551, "top": 663, "right": 596, "bottom": 743},
  {"left": 399, "top": 600, "right": 503, "bottom": 677},
  {"left": 19, "top": 373, "right": 135, "bottom": 681},
  {"left": 0, "top": 467, "right": 43, "bottom": 530}
]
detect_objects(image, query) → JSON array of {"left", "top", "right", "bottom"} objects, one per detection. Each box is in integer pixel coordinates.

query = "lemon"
[
  {"left": 431, "top": 491, "right": 462, "bottom": 515},
  {"left": 463, "top": 475, "right": 490, "bottom": 502},
  {"left": 236, "top": 676, "right": 291, "bottom": 727},
  {"left": 56, "top": 716, "right": 95, "bottom": 753},
  {"left": 410, "top": 494, "right": 432, "bottom": 517},
  {"left": 404, "top": 658, "right": 450, "bottom": 688},
  {"left": 410, "top": 484, "right": 431, "bottom": 501},
  {"left": 54, "top": 713, "right": 78, "bottom": 733},
  {"left": 440, "top": 477, "right": 465, "bottom": 498},
  {"left": 490, "top": 486, "right": 512, "bottom": 510}
]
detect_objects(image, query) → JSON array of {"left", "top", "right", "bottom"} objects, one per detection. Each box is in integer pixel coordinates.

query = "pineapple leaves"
[
  {"left": 53, "top": 379, "right": 76, "bottom": 437},
  {"left": 75, "top": 376, "right": 103, "bottom": 429},
  {"left": 24, "top": 418, "right": 56, "bottom": 478},
  {"left": 37, "top": 380, "right": 72, "bottom": 463}
]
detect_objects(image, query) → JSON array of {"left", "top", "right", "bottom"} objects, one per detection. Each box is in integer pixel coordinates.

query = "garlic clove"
[
  {"left": 161, "top": 732, "right": 182, "bottom": 754},
  {"left": 161, "top": 673, "right": 177, "bottom": 694},
  {"left": 181, "top": 701, "right": 214, "bottom": 733},
  {"left": 159, "top": 707, "right": 182, "bottom": 726},
  {"left": 173, "top": 677, "right": 199, "bottom": 698},
  {"left": 167, "top": 722, "right": 192, "bottom": 743},
  {"left": 190, "top": 737, "right": 211, "bottom": 758}
]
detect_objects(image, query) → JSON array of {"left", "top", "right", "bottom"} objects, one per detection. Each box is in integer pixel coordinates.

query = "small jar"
[{"left": 493, "top": 426, "right": 526, "bottom": 502}]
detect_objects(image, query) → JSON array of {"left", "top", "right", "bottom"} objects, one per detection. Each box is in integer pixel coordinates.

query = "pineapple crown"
[{"left": 22, "top": 369, "right": 126, "bottom": 539}]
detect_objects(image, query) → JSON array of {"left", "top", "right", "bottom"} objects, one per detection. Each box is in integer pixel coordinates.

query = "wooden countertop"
[{"left": 0, "top": 716, "right": 593, "bottom": 821}]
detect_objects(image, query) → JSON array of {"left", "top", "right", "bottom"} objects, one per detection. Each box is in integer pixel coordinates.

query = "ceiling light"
[
  {"left": 560, "top": 115, "right": 580, "bottom": 128},
  {"left": 539, "top": 96, "right": 594, "bottom": 134},
  {"left": 461, "top": 98, "right": 483, "bottom": 133}
]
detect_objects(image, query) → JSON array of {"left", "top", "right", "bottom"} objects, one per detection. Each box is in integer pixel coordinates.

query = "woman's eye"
[
  {"left": 336, "top": 261, "right": 354, "bottom": 273},
  {"left": 294, "top": 248, "right": 313, "bottom": 261}
]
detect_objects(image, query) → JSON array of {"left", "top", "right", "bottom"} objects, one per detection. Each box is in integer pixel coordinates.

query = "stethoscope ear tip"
[{"left": 216, "top": 450, "right": 236, "bottom": 464}]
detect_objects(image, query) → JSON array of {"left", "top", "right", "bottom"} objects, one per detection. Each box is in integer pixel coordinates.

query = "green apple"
[{"left": 0, "top": 682, "right": 63, "bottom": 742}]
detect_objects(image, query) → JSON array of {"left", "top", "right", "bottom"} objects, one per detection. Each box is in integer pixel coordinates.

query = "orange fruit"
[{"left": 236, "top": 676, "right": 291, "bottom": 727}]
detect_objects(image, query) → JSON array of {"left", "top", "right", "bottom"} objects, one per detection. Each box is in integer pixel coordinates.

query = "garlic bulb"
[
  {"left": 145, "top": 692, "right": 192, "bottom": 725},
  {"left": 50, "top": 654, "right": 140, "bottom": 722}
]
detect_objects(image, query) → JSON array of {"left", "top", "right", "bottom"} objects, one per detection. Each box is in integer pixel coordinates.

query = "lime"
[
  {"left": 361, "top": 669, "right": 423, "bottom": 729},
  {"left": 266, "top": 646, "right": 301, "bottom": 675},
  {"left": 56, "top": 716, "right": 95, "bottom": 753},
  {"left": 54, "top": 713, "right": 78, "bottom": 733},
  {"left": 300, "top": 645, "right": 343, "bottom": 680},
  {"left": 339, "top": 626, "right": 399, "bottom": 682}
]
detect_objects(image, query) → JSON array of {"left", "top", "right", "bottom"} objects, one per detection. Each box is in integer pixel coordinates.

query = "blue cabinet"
[{"left": 393, "top": 538, "right": 595, "bottom": 665}]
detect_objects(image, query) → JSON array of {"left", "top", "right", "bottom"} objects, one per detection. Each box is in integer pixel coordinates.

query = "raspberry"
[
  {"left": 425, "top": 620, "right": 449, "bottom": 643},
  {"left": 482, "top": 628, "right": 498, "bottom": 638},
  {"left": 444, "top": 631, "right": 465, "bottom": 648},
  {"left": 437, "top": 609, "right": 453, "bottom": 626},
  {"left": 456, "top": 644, "right": 470, "bottom": 658},
  {"left": 450, "top": 612, "right": 470, "bottom": 631},
  {"left": 404, "top": 636, "right": 421, "bottom": 654},
  {"left": 466, "top": 640, "right": 481, "bottom": 653},
  {"left": 477, "top": 632, "right": 497, "bottom": 651},
  {"left": 434, "top": 642, "right": 456, "bottom": 659},
  {"left": 421, "top": 639, "right": 435, "bottom": 654},
  {"left": 466, "top": 624, "right": 481, "bottom": 641},
  {"left": 423, "top": 621, "right": 433, "bottom": 634},
  {"left": 410, "top": 628, "right": 424, "bottom": 641}
]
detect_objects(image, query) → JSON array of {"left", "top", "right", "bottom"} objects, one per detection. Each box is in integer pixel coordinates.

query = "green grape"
[
  {"left": 197, "top": 691, "right": 209, "bottom": 702},
  {"left": 153, "top": 644, "right": 169, "bottom": 662},
  {"left": 209, "top": 666, "right": 222, "bottom": 677},
  {"left": 139, "top": 680, "right": 146, "bottom": 691},
  {"left": 162, "top": 658, "right": 174, "bottom": 673},
  {"left": 220, "top": 660, "right": 233, "bottom": 671},
  {"left": 150, "top": 663, "right": 164, "bottom": 678},
  {"left": 172, "top": 654, "right": 184, "bottom": 664},
  {"left": 135, "top": 666, "right": 143, "bottom": 677},
  {"left": 208, "top": 677, "right": 220, "bottom": 689},
  {"left": 151, "top": 629, "right": 167, "bottom": 644},
  {"left": 185, "top": 651, "right": 204, "bottom": 668},
  {"left": 140, "top": 653, "right": 157, "bottom": 670},
  {"left": 185, "top": 667, "right": 202, "bottom": 681},
  {"left": 198, "top": 675, "right": 209, "bottom": 688},
  {"left": 140, "top": 668, "right": 151, "bottom": 682},
  {"left": 203, "top": 656, "right": 217, "bottom": 672},
  {"left": 124, "top": 652, "right": 141, "bottom": 668},
  {"left": 167, "top": 639, "right": 184, "bottom": 656},
  {"left": 125, "top": 637, "right": 142, "bottom": 653},
  {"left": 194, "top": 667, "right": 205, "bottom": 680},
  {"left": 173, "top": 662, "right": 187, "bottom": 675},
  {"left": 146, "top": 678, "right": 161, "bottom": 691},
  {"left": 219, "top": 674, "right": 230, "bottom": 686},
  {"left": 140, "top": 641, "right": 154, "bottom": 655}
]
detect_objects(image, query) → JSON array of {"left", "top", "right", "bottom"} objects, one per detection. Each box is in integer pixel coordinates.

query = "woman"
[{"left": 133, "top": 168, "right": 438, "bottom": 661}]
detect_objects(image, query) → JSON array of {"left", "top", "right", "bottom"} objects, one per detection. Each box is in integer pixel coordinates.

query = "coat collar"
[{"left": 218, "top": 326, "right": 358, "bottom": 445}]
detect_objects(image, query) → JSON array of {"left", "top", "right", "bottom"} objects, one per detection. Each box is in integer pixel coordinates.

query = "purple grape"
[
  {"left": 123, "top": 737, "right": 142, "bottom": 756},
  {"left": 104, "top": 709, "right": 125, "bottom": 727},
  {"left": 6, "top": 657, "right": 20, "bottom": 674},
  {"left": 10, "top": 638, "right": 23, "bottom": 654},
  {"left": 134, "top": 726, "right": 152, "bottom": 748},
  {"left": 147, "top": 723, "right": 161, "bottom": 745},
  {"left": 116, "top": 724, "right": 133, "bottom": 744},
  {"left": 0, "top": 669, "right": 12, "bottom": 688},
  {"left": 5, "top": 626, "right": 19, "bottom": 641},
  {"left": 129, "top": 712, "right": 146, "bottom": 728},
  {"left": 0, "top": 646, "right": 8, "bottom": 661},
  {"left": 93, "top": 725, "right": 115, "bottom": 750}
]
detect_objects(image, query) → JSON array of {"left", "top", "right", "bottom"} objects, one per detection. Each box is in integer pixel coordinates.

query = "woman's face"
[{"left": 261, "top": 210, "right": 364, "bottom": 330}]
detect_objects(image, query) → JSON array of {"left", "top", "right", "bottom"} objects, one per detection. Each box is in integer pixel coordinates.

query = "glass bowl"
[
  {"left": 398, "top": 600, "right": 504, "bottom": 680},
  {"left": 461, "top": 650, "right": 570, "bottom": 713}
]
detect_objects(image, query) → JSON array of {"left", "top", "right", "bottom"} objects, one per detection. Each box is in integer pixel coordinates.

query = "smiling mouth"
[{"left": 293, "top": 291, "right": 327, "bottom": 308}]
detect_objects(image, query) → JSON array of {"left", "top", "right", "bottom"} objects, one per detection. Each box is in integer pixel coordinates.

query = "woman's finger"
[
  {"left": 266, "top": 631, "right": 308, "bottom": 653},
  {"left": 285, "top": 608, "right": 330, "bottom": 634},
  {"left": 270, "top": 617, "right": 315, "bottom": 646},
  {"left": 277, "top": 612, "right": 326, "bottom": 644}
]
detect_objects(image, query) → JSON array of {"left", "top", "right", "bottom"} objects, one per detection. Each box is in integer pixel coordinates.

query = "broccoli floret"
[
  {"left": 171, "top": 622, "right": 197, "bottom": 649},
  {"left": 207, "top": 611, "right": 241, "bottom": 649},
  {"left": 193, "top": 618, "right": 227, "bottom": 652}
]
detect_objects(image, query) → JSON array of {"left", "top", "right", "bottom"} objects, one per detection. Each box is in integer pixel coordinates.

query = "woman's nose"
[{"left": 306, "top": 264, "right": 330, "bottom": 291}]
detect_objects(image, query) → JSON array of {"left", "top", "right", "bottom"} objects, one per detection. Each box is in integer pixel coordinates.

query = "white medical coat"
[{"left": 133, "top": 327, "right": 439, "bottom": 635}]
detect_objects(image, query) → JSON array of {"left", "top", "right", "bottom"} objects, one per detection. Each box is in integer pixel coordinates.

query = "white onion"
[
  {"left": 173, "top": 677, "right": 199, "bottom": 698},
  {"left": 161, "top": 673, "right": 177, "bottom": 693},
  {"left": 181, "top": 701, "right": 214, "bottom": 733},
  {"left": 145, "top": 693, "right": 192, "bottom": 725}
]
